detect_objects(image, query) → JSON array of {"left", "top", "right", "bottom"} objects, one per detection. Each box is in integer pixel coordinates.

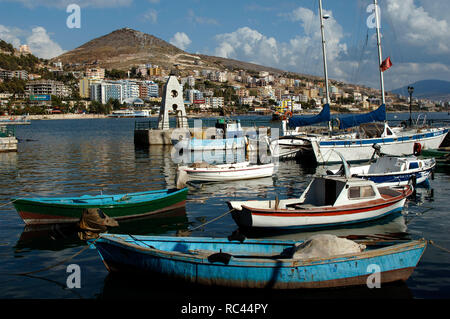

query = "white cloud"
[
  {"left": 0, "top": 24, "right": 65, "bottom": 59},
  {"left": 385, "top": 0, "right": 450, "bottom": 55},
  {"left": 187, "top": 9, "right": 219, "bottom": 25},
  {"left": 142, "top": 8, "right": 158, "bottom": 24},
  {"left": 215, "top": 27, "right": 280, "bottom": 66},
  {"left": 0, "top": 25, "right": 23, "bottom": 48},
  {"left": 26, "top": 27, "right": 65, "bottom": 59},
  {"left": 214, "top": 7, "right": 347, "bottom": 81},
  {"left": 0, "top": 0, "right": 132, "bottom": 8},
  {"left": 169, "top": 32, "right": 191, "bottom": 51}
]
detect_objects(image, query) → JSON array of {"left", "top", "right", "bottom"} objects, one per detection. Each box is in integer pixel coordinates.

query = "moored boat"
[
  {"left": 12, "top": 187, "right": 188, "bottom": 225},
  {"left": 228, "top": 174, "right": 412, "bottom": 230},
  {"left": 177, "top": 161, "right": 275, "bottom": 184},
  {"left": 0, "top": 125, "right": 18, "bottom": 152},
  {"left": 172, "top": 118, "right": 246, "bottom": 151},
  {"left": 90, "top": 233, "right": 426, "bottom": 289},
  {"left": 330, "top": 155, "right": 435, "bottom": 187}
]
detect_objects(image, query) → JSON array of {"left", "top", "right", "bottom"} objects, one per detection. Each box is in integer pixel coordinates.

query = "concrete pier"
[{"left": 134, "top": 74, "right": 189, "bottom": 146}]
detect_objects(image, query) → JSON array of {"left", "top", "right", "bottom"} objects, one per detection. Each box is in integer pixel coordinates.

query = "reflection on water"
[
  {"left": 1, "top": 118, "right": 450, "bottom": 300},
  {"left": 100, "top": 271, "right": 414, "bottom": 301},
  {"left": 15, "top": 207, "right": 188, "bottom": 252},
  {"left": 241, "top": 213, "right": 408, "bottom": 242}
]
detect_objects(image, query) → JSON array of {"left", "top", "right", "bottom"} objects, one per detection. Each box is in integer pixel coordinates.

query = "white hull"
[
  {"left": 248, "top": 199, "right": 406, "bottom": 229},
  {"left": 338, "top": 157, "right": 435, "bottom": 187},
  {"left": 310, "top": 128, "right": 448, "bottom": 164},
  {"left": 174, "top": 137, "right": 246, "bottom": 151},
  {"left": 0, "top": 137, "right": 18, "bottom": 152},
  {"left": 230, "top": 196, "right": 406, "bottom": 229},
  {"left": 178, "top": 162, "right": 275, "bottom": 182}
]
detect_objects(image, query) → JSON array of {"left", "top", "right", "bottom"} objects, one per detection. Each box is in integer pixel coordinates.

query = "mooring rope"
[
  {"left": 177, "top": 208, "right": 235, "bottom": 236},
  {"left": 1, "top": 236, "right": 101, "bottom": 276},
  {"left": 429, "top": 240, "right": 450, "bottom": 254},
  {"left": 0, "top": 198, "right": 21, "bottom": 208}
]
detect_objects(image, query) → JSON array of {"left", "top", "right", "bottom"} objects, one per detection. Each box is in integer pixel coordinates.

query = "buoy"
[{"left": 413, "top": 143, "right": 422, "bottom": 156}]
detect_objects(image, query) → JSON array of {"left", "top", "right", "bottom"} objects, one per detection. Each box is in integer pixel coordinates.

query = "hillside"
[
  {"left": 52, "top": 28, "right": 316, "bottom": 79},
  {"left": 392, "top": 79, "right": 450, "bottom": 101}
]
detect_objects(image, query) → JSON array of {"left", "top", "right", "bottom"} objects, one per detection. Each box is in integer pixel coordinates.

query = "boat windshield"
[
  {"left": 302, "top": 178, "right": 346, "bottom": 207},
  {"left": 348, "top": 186, "right": 376, "bottom": 200}
]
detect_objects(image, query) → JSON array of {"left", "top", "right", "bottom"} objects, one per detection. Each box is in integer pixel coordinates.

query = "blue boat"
[
  {"left": 171, "top": 118, "right": 246, "bottom": 151},
  {"left": 330, "top": 156, "right": 436, "bottom": 187},
  {"left": 90, "top": 234, "right": 426, "bottom": 289}
]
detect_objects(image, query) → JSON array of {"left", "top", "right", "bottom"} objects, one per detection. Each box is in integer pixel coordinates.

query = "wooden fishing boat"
[
  {"left": 13, "top": 187, "right": 188, "bottom": 225},
  {"left": 228, "top": 174, "right": 413, "bottom": 230},
  {"left": 329, "top": 156, "right": 436, "bottom": 187},
  {"left": 90, "top": 233, "right": 426, "bottom": 289},
  {"left": 177, "top": 161, "right": 275, "bottom": 184}
]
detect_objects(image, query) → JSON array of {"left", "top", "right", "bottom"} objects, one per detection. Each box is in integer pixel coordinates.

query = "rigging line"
[
  {"left": 299, "top": 0, "right": 317, "bottom": 79},
  {"left": 349, "top": 0, "right": 365, "bottom": 84},
  {"left": 351, "top": 13, "right": 368, "bottom": 85}
]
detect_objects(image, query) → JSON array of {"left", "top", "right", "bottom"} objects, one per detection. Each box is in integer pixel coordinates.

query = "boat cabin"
[
  {"left": 358, "top": 122, "right": 396, "bottom": 139},
  {"left": 214, "top": 119, "right": 243, "bottom": 138},
  {"left": 297, "top": 176, "right": 381, "bottom": 207},
  {"left": 367, "top": 156, "right": 424, "bottom": 174}
]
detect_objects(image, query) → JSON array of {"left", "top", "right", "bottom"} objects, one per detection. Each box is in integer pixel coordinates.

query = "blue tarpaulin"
[
  {"left": 288, "top": 104, "right": 330, "bottom": 128},
  {"left": 338, "top": 104, "right": 386, "bottom": 129}
]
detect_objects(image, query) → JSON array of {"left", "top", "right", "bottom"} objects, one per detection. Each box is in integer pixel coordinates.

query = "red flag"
[{"left": 380, "top": 56, "right": 393, "bottom": 72}]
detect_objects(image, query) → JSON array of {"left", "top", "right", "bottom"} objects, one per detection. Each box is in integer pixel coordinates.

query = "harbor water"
[{"left": 0, "top": 114, "right": 450, "bottom": 301}]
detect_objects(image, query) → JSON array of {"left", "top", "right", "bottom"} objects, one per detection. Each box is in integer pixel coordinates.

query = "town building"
[
  {"left": 26, "top": 80, "right": 71, "bottom": 98},
  {"left": 85, "top": 68, "right": 105, "bottom": 79}
]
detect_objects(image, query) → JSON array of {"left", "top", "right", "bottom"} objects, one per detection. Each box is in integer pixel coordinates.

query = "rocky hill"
[{"left": 52, "top": 28, "right": 312, "bottom": 79}]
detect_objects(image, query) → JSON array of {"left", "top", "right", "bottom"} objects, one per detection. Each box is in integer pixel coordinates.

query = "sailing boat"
[
  {"left": 295, "top": 0, "right": 448, "bottom": 164},
  {"left": 270, "top": 0, "right": 332, "bottom": 160}
]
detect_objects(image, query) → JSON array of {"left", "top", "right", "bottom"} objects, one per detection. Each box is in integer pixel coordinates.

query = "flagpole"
[{"left": 374, "top": 0, "right": 385, "bottom": 105}]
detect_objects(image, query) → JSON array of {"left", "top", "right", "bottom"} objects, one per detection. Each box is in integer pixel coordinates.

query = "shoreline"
[{"left": 0, "top": 110, "right": 448, "bottom": 121}]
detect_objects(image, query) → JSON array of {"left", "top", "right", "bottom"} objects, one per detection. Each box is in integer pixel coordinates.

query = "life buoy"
[
  {"left": 413, "top": 142, "right": 422, "bottom": 156},
  {"left": 285, "top": 111, "right": 293, "bottom": 118}
]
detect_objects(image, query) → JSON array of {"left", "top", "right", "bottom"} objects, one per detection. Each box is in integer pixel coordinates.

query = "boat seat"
[{"left": 287, "top": 203, "right": 317, "bottom": 210}]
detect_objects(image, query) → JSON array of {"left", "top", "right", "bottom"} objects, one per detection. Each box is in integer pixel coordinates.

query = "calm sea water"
[{"left": 0, "top": 113, "right": 449, "bottom": 302}]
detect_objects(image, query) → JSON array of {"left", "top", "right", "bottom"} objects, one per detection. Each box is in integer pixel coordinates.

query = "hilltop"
[
  {"left": 52, "top": 28, "right": 316, "bottom": 79},
  {"left": 392, "top": 79, "right": 450, "bottom": 102}
]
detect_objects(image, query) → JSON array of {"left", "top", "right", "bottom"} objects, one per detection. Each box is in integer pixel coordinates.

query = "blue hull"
[
  {"left": 359, "top": 169, "right": 432, "bottom": 186},
  {"left": 91, "top": 235, "right": 426, "bottom": 289}
]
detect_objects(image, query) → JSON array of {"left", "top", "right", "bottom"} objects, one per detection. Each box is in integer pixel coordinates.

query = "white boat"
[
  {"left": 309, "top": 121, "right": 448, "bottom": 164},
  {"left": 172, "top": 119, "right": 246, "bottom": 151},
  {"left": 177, "top": 161, "right": 275, "bottom": 185},
  {"left": 108, "top": 109, "right": 135, "bottom": 118},
  {"left": 228, "top": 174, "right": 412, "bottom": 230},
  {"left": 133, "top": 110, "right": 151, "bottom": 117},
  {"left": 329, "top": 155, "right": 435, "bottom": 188},
  {"left": 278, "top": 0, "right": 448, "bottom": 164},
  {"left": 228, "top": 151, "right": 412, "bottom": 230},
  {"left": 270, "top": 135, "right": 311, "bottom": 159}
]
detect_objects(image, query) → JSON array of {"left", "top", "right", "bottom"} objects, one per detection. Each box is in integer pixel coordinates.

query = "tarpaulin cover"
[
  {"left": 338, "top": 104, "right": 386, "bottom": 129},
  {"left": 288, "top": 104, "right": 330, "bottom": 128}
]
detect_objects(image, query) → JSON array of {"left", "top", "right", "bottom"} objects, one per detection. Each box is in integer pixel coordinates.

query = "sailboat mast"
[
  {"left": 374, "top": 0, "right": 385, "bottom": 105},
  {"left": 319, "top": 0, "right": 330, "bottom": 105}
]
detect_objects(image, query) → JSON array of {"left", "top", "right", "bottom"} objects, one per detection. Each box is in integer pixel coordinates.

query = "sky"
[{"left": 0, "top": 0, "right": 449, "bottom": 92}]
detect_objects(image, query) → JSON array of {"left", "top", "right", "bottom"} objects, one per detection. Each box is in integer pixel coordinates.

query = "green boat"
[{"left": 13, "top": 187, "right": 188, "bottom": 225}]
